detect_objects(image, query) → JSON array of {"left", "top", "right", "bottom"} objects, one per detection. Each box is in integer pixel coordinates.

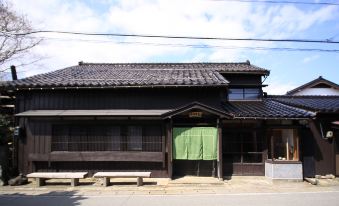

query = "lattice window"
[{"left": 51, "top": 124, "right": 162, "bottom": 152}]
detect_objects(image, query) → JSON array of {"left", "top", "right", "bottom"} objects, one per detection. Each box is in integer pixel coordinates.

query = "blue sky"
[{"left": 3, "top": 0, "right": 339, "bottom": 94}]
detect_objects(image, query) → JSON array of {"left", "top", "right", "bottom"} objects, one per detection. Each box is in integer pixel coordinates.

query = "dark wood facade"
[
  {"left": 15, "top": 87, "right": 225, "bottom": 177},
  {"left": 305, "top": 117, "right": 337, "bottom": 176},
  {"left": 12, "top": 75, "right": 338, "bottom": 179},
  {"left": 15, "top": 87, "right": 224, "bottom": 111}
]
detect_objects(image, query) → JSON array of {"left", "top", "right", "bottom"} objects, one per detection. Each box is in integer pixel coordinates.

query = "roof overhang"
[
  {"left": 162, "top": 102, "right": 233, "bottom": 119},
  {"left": 15, "top": 109, "right": 172, "bottom": 117}
]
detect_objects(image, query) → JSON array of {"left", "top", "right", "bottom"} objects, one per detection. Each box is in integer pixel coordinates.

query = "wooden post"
[
  {"left": 71, "top": 178, "right": 79, "bottom": 187},
  {"left": 137, "top": 177, "right": 143, "bottom": 186},
  {"left": 217, "top": 118, "right": 223, "bottom": 180},
  {"left": 162, "top": 124, "right": 166, "bottom": 168},
  {"left": 286, "top": 140, "right": 289, "bottom": 160},
  {"left": 271, "top": 133, "right": 274, "bottom": 162},
  {"left": 168, "top": 119, "right": 173, "bottom": 179},
  {"left": 103, "top": 177, "right": 110, "bottom": 187}
]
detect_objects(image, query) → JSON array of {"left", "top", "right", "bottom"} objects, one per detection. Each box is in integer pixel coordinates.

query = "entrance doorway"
[
  {"left": 222, "top": 124, "right": 265, "bottom": 176},
  {"left": 172, "top": 127, "right": 218, "bottom": 177}
]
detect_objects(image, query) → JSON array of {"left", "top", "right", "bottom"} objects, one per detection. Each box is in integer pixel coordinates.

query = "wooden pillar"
[
  {"left": 167, "top": 119, "right": 173, "bottom": 179},
  {"left": 217, "top": 118, "right": 223, "bottom": 180},
  {"left": 162, "top": 124, "right": 166, "bottom": 168}
]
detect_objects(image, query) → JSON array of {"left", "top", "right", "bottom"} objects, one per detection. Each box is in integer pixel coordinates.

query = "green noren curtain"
[
  {"left": 173, "top": 127, "right": 217, "bottom": 160},
  {"left": 173, "top": 128, "right": 188, "bottom": 159}
]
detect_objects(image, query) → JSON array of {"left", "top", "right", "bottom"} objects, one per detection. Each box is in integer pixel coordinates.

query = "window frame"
[
  {"left": 268, "top": 128, "right": 300, "bottom": 162},
  {"left": 228, "top": 87, "right": 261, "bottom": 100},
  {"left": 222, "top": 129, "right": 264, "bottom": 164}
]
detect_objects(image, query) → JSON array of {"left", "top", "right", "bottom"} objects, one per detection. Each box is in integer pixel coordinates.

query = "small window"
[
  {"left": 268, "top": 129, "right": 299, "bottom": 161},
  {"left": 244, "top": 88, "right": 260, "bottom": 99},
  {"left": 229, "top": 88, "right": 260, "bottom": 100},
  {"left": 229, "top": 88, "right": 244, "bottom": 100}
]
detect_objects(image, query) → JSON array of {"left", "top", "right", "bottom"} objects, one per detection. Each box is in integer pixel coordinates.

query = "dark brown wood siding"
[
  {"left": 15, "top": 87, "right": 224, "bottom": 177},
  {"left": 221, "top": 74, "right": 262, "bottom": 86},
  {"left": 18, "top": 119, "right": 168, "bottom": 177},
  {"left": 308, "top": 119, "right": 336, "bottom": 176},
  {"left": 16, "top": 87, "right": 224, "bottom": 113}
]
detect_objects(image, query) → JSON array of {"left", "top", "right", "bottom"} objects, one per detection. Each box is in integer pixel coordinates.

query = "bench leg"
[
  {"left": 36, "top": 178, "right": 45, "bottom": 187},
  {"left": 137, "top": 177, "right": 143, "bottom": 186},
  {"left": 103, "top": 177, "right": 110, "bottom": 187},
  {"left": 71, "top": 178, "right": 79, "bottom": 187}
]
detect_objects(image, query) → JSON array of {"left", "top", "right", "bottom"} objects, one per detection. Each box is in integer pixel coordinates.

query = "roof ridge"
[{"left": 79, "top": 62, "right": 252, "bottom": 65}]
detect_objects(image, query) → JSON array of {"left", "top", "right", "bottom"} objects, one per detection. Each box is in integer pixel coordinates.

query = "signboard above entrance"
[{"left": 189, "top": 111, "right": 202, "bottom": 118}]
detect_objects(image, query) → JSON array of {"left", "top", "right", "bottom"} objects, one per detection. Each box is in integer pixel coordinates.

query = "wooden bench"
[
  {"left": 27, "top": 172, "right": 88, "bottom": 187},
  {"left": 93, "top": 172, "right": 151, "bottom": 187}
]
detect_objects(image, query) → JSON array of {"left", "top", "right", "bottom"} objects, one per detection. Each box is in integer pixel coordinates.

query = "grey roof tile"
[
  {"left": 1, "top": 62, "right": 268, "bottom": 89},
  {"left": 223, "top": 99, "right": 315, "bottom": 119},
  {"left": 269, "top": 95, "right": 339, "bottom": 113}
]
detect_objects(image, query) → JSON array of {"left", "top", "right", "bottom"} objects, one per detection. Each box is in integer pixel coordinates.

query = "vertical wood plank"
[
  {"left": 45, "top": 123, "right": 52, "bottom": 153},
  {"left": 162, "top": 124, "right": 166, "bottom": 168},
  {"left": 39, "top": 122, "right": 44, "bottom": 154},
  {"left": 167, "top": 119, "right": 173, "bottom": 179},
  {"left": 217, "top": 119, "right": 223, "bottom": 180},
  {"left": 26, "top": 119, "right": 34, "bottom": 173}
]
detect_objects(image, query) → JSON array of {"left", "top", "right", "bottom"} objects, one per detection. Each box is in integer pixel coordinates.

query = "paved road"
[{"left": 1, "top": 191, "right": 339, "bottom": 206}]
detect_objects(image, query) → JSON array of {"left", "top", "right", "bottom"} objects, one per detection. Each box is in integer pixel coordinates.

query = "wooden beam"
[{"left": 28, "top": 151, "right": 163, "bottom": 162}]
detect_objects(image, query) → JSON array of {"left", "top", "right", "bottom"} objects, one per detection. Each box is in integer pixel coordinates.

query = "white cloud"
[
  {"left": 264, "top": 81, "right": 297, "bottom": 95},
  {"left": 302, "top": 55, "right": 320, "bottom": 64},
  {"left": 3, "top": 0, "right": 338, "bottom": 80}
]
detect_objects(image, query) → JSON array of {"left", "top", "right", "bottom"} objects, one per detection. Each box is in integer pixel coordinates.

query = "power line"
[
  {"left": 7, "top": 30, "right": 339, "bottom": 44},
  {"left": 31, "top": 36, "right": 339, "bottom": 53},
  {"left": 209, "top": 0, "right": 339, "bottom": 6}
]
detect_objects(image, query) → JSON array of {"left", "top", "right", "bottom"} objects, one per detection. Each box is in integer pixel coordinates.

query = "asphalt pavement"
[{"left": 1, "top": 190, "right": 339, "bottom": 206}]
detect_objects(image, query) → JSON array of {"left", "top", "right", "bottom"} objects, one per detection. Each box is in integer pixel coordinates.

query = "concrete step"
[{"left": 168, "top": 176, "right": 225, "bottom": 186}]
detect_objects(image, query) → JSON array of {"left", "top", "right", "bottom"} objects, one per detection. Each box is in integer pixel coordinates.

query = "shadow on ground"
[
  {"left": 0, "top": 191, "right": 86, "bottom": 206},
  {"left": 109, "top": 181, "right": 157, "bottom": 186}
]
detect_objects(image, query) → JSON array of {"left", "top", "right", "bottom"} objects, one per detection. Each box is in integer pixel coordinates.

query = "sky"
[{"left": 2, "top": 0, "right": 339, "bottom": 94}]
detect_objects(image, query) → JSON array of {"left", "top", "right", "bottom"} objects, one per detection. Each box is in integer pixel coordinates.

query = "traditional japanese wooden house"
[{"left": 1, "top": 61, "right": 338, "bottom": 180}]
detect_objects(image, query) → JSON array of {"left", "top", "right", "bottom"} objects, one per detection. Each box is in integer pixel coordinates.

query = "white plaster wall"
[{"left": 293, "top": 88, "right": 339, "bottom": 96}]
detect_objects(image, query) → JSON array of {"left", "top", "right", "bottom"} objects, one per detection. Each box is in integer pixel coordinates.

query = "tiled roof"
[
  {"left": 286, "top": 76, "right": 339, "bottom": 95},
  {"left": 0, "top": 62, "right": 268, "bottom": 89},
  {"left": 223, "top": 99, "right": 315, "bottom": 119},
  {"left": 270, "top": 95, "right": 339, "bottom": 113}
]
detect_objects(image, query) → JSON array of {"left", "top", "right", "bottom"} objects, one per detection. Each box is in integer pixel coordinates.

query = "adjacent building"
[{"left": 286, "top": 76, "right": 339, "bottom": 96}]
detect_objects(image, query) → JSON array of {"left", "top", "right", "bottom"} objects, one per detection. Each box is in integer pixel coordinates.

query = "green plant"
[{"left": 0, "top": 114, "right": 12, "bottom": 145}]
